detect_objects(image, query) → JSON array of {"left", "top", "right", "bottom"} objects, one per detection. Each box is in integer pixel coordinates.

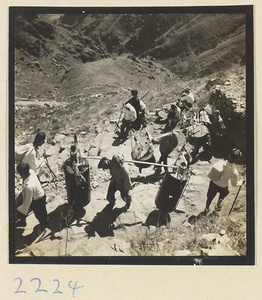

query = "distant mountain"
[
  {"left": 60, "top": 13, "right": 246, "bottom": 74},
  {"left": 13, "top": 13, "right": 246, "bottom": 98},
  {"left": 15, "top": 13, "right": 246, "bottom": 70}
]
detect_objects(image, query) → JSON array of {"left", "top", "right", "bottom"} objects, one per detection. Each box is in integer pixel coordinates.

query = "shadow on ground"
[
  {"left": 190, "top": 151, "right": 213, "bottom": 165},
  {"left": 112, "top": 136, "right": 128, "bottom": 146},
  {"left": 48, "top": 203, "right": 88, "bottom": 233},
  {"left": 144, "top": 209, "right": 171, "bottom": 227},
  {"left": 15, "top": 202, "right": 89, "bottom": 252},
  {"left": 84, "top": 204, "right": 127, "bottom": 238},
  {"left": 15, "top": 226, "right": 42, "bottom": 252}
]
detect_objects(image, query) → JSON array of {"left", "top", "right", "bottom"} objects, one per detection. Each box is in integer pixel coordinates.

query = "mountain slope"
[
  {"left": 67, "top": 13, "right": 246, "bottom": 74},
  {"left": 14, "top": 13, "right": 246, "bottom": 100}
]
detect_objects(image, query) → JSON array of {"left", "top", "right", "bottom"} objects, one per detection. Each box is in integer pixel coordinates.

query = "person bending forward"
[
  {"left": 98, "top": 154, "right": 133, "bottom": 210},
  {"left": 15, "top": 162, "right": 49, "bottom": 231}
]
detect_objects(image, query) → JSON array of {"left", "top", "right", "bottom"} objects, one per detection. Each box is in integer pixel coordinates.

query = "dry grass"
[{"left": 128, "top": 210, "right": 246, "bottom": 256}]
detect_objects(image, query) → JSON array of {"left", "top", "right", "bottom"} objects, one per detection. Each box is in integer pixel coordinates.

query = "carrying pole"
[
  {"left": 229, "top": 179, "right": 245, "bottom": 215},
  {"left": 114, "top": 104, "right": 125, "bottom": 131},
  {"left": 44, "top": 155, "right": 58, "bottom": 189},
  {"left": 44, "top": 156, "right": 57, "bottom": 179},
  {"left": 152, "top": 125, "right": 194, "bottom": 140},
  {"left": 140, "top": 89, "right": 151, "bottom": 101},
  {"left": 81, "top": 155, "right": 177, "bottom": 170}
]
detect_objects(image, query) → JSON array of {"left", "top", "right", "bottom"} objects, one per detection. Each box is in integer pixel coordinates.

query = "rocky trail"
[{"left": 14, "top": 110, "right": 246, "bottom": 257}]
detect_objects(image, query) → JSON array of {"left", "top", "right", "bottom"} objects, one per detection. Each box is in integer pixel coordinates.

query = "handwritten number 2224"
[{"left": 14, "top": 277, "right": 83, "bottom": 298}]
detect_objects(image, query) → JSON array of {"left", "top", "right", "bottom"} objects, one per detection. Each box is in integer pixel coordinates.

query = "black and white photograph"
[{"left": 9, "top": 6, "right": 254, "bottom": 264}]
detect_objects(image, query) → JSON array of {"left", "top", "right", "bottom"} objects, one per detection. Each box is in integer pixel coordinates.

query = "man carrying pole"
[
  {"left": 98, "top": 154, "right": 132, "bottom": 211},
  {"left": 203, "top": 148, "right": 243, "bottom": 214},
  {"left": 83, "top": 155, "right": 183, "bottom": 170},
  {"left": 63, "top": 135, "right": 90, "bottom": 210},
  {"left": 118, "top": 103, "right": 137, "bottom": 141},
  {"left": 125, "top": 90, "right": 149, "bottom": 130},
  {"left": 152, "top": 130, "right": 179, "bottom": 173}
]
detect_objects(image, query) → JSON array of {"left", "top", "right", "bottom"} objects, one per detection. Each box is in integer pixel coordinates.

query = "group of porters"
[
  {"left": 60, "top": 134, "right": 190, "bottom": 211},
  {"left": 14, "top": 88, "right": 244, "bottom": 236}
]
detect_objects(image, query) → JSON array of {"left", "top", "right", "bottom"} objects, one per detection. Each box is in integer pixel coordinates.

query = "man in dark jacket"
[
  {"left": 125, "top": 90, "right": 146, "bottom": 130},
  {"left": 98, "top": 154, "right": 133, "bottom": 211}
]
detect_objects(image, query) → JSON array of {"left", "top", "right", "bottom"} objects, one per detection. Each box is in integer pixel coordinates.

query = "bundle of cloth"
[{"left": 130, "top": 127, "right": 156, "bottom": 173}]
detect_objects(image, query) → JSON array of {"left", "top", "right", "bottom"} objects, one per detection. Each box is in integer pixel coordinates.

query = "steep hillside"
[
  {"left": 145, "top": 14, "right": 245, "bottom": 75},
  {"left": 62, "top": 13, "right": 245, "bottom": 76},
  {"left": 14, "top": 13, "right": 246, "bottom": 100}
]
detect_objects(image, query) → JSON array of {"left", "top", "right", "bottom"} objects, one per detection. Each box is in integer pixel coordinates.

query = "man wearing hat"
[
  {"left": 203, "top": 148, "right": 243, "bottom": 213},
  {"left": 22, "top": 131, "right": 47, "bottom": 174},
  {"left": 98, "top": 154, "right": 133, "bottom": 210},
  {"left": 125, "top": 90, "right": 146, "bottom": 130}
]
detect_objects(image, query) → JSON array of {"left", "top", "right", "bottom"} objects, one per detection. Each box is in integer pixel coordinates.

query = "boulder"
[
  {"left": 220, "top": 229, "right": 226, "bottom": 236},
  {"left": 205, "top": 78, "right": 224, "bottom": 90},
  {"left": 201, "top": 244, "right": 240, "bottom": 256}
]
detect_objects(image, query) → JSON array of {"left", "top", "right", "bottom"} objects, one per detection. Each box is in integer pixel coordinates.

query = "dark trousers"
[
  {"left": 16, "top": 193, "right": 48, "bottom": 229},
  {"left": 107, "top": 181, "right": 131, "bottom": 205},
  {"left": 120, "top": 119, "right": 132, "bottom": 138},
  {"left": 192, "top": 134, "right": 211, "bottom": 154},
  {"left": 205, "top": 180, "right": 229, "bottom": 209},
  {"left": 166, "top": 118, "right": 179, "bottom": 130},
  {"left": 31, "top": 195, "right": 48, "bottom": 229},
  {"left": 131, "top": 113, "right": 146, "bottom": 131}
]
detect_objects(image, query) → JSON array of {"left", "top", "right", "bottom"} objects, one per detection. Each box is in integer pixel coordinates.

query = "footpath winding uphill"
[{"left": 15, "top": 111, "right": 246, "bottom": 257}]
